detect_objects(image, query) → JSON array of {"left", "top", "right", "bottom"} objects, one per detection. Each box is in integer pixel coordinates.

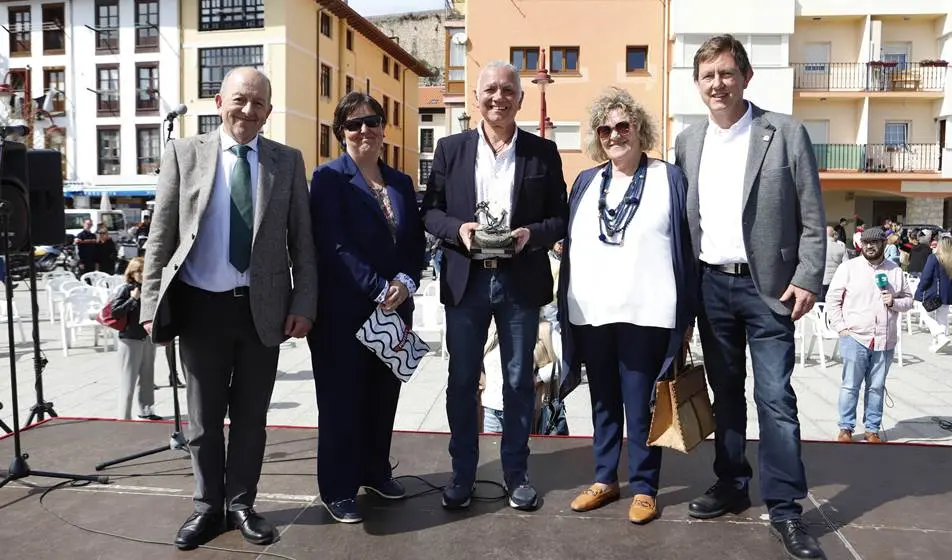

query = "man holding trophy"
[{"left": 421, "top": 61, "right": 568, "bottom": 511}]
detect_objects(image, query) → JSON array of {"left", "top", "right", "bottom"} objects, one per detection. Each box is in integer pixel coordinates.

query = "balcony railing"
[
  {"left": 812, "top": 143, "right": 940, "bottom": 173},
  {"left": 793, "top": 62, "right": 947, "bottom": 92}
]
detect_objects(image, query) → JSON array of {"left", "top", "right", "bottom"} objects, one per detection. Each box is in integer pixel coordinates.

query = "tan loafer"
[
  {"left": 570, "top": 482, "right": 620, "bottom": 512},
  {"left": 629, "top": 494, "right": 658, "bottom": 524},
  {"left": 837, "top": 429, "right": 853, "bottom": 443},
  {"left": 865, "top": 432, "right": 882, "bottom": 443}
]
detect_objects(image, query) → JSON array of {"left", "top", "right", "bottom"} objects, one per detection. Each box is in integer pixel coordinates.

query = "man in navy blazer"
[{"left": 421, "top": 61, "right": 568, "bottom": 511}]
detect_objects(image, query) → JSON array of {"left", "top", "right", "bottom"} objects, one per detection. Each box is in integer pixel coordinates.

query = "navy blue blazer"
[
  {"left": 914, "top": 253, "right": 952, "bottom": 305},
  {"left": 558, "top": 160, "right": 698, "bottom": 401},
  {"left": 421, "top": 128, "right": 569, "bottom": 308},
  {"left": 309, "top": 153, "right": 426, "bottom": 337}
]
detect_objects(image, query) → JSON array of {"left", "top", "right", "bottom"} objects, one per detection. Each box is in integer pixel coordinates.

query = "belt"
[
  {"left": 702, "top": 261, "right": 751, "bottom": 276},
  {"left": 185, "top": 285, "right": 250, "bottom": 297},
  {"left": 474, "top": 258, "right": 509, "bottom": 270}
]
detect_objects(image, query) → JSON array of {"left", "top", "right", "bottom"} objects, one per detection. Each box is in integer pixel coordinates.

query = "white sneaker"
[{"left": 929, "top": 335, "right": 950, "bottom": 353}]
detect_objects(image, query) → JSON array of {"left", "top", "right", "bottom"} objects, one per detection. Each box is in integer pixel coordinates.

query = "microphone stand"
[{"left": 94, "top": 115, "right": 189, "bottom": 470}]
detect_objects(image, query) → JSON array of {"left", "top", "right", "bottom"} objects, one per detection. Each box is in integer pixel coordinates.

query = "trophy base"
[
  {"left": 472, "top": 230, "right": 515, "bottom": 257},
  {"left": 470, "top": 245, "right": 515, "bottom": 257}
]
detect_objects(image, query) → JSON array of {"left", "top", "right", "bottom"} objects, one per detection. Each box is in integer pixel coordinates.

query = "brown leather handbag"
[{"left": 647, "top": 350, "right": 715, "bottom": 453}]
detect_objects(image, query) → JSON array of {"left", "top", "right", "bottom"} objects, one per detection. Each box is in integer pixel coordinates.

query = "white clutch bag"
[{"left": 356, "top": 307, "right": 430, "bottom": 382}]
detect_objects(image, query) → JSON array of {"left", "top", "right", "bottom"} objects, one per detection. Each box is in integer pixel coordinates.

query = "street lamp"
[
  {"left": 537, "top": 116, "right": 556, "bottom": 140},
  {"left": 531, "top": 48, "right": 554, "bottom": 139},
  {"left": 457, "top": 111, "right": 471, "bottom": 132}
]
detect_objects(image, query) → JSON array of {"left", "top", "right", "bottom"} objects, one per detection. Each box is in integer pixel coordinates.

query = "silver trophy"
[{"left": 472, "top": 201, "right": 515, "bottom": 256}]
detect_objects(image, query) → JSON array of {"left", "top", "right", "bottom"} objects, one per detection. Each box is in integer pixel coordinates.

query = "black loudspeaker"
[
  {"left": 0, "top": 140, "right": 31, "bottom": 252},
  {"left": 26, "top": 150, "right": 65, "bottom": 246}
]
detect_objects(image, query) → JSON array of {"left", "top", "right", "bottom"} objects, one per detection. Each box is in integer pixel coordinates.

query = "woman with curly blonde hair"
[{"left": 557, "top": 87, "right": 697, "bottom": 524}]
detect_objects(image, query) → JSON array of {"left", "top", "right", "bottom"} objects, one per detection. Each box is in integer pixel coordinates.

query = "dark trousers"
[
  {"left": 444, "top": 266, "right": 539, "bottom": 486},
  {"left": 573, "top": 323, "right": 669, "bottom": 496},
  {"left": 309, "top": 331, "right": 401, "bottom": 503},
  {"left": 177, "top": 284, "right": 280, "bottom": 514},
  {"left": 697, "top": 268, "right": 807, "bottom": 521}
]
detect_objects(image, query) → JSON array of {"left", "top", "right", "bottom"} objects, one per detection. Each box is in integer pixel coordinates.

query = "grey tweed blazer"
[{"left": 674, "top": 102, "right": 826, "bottom": 315}]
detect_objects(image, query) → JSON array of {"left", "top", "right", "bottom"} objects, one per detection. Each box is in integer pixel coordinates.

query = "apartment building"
[
  {"left": 669, "top": 0, "right": 952, "bottom": 228},
  {"left": 180, "top": 0, "right": 430, "bottom": 180},
  {"left": 418, "top": 86, "right": 447, "bottom": 186},
  {"left": 0, "top": 0, "right": 180, "bottom": 213},
  {"left": 465, "top": 0, "right": 667, "bottom": 182}
]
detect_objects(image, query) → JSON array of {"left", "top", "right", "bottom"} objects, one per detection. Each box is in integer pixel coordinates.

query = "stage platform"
[{"left": 1, "top": 418, "right": 950, "bottom": 560}]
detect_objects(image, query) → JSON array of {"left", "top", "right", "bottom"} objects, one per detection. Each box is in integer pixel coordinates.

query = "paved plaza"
[{"left": 1, "top": 278, "right": 951, "bottom": 445}]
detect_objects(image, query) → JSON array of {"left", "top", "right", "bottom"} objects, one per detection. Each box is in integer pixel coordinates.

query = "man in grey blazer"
[
  {"left": 141, "top": 67, "right": 317, "bottom": 550},
  {"left": 674, "top": 36, "right": 826, "bottom": 560}
]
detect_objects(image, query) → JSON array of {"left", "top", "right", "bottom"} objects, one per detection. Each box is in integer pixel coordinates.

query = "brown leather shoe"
[
  {"left": 570, "top": 483, "right": 620, "bottom": 512},
  {"left": 837, "top": 429, "right": 853, "bottom": 443},
  {"left": 865, "top": 432, "right": 882, "bottom": 443},
  {"left": 629, "top": 494, "right": 658, "bottom": 524}
]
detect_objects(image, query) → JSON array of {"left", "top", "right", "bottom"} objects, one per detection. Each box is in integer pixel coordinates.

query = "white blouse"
[{"left": 566, "top": 159, "right": 677, "bottom": 329}]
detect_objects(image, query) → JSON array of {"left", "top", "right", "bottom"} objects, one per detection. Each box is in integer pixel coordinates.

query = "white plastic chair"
[
  {"left": 0, "top": 283, "right": 26, "bottom": 343},
  {"left": 94, "top": 274, "right": 125, "bottom": 291},
  {"left": 59, "top": 292, "right": 113, "bottom": 356},
  {"left": 804, "top": 307, "right": 841, "bottom": 369},
  {"left": 80, "top": 271, "right": 110, "bottom": 286},
  {"left": 47, "top": 278, "right": 83, "bottom": 324},
  {"left": 415, "top": 286, "right": 447, "bottom": 360}
]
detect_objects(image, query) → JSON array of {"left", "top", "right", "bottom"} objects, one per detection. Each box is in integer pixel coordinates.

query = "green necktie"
[{"left": 229, "top": 144, "right": 253, "bottom": 273}]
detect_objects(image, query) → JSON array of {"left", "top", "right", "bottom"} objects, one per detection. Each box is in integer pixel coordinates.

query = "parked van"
[{"left": 64, "top": 209, "right": 127, "bottom": 240}]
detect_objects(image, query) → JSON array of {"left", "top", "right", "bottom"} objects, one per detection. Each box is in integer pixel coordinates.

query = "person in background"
[
  {"left": 75, "top": 218, "right": 98, "bottom": 273},
  {"left": 914, "top": 236, "right": 952, "bottom": 353},
  {"left": 822, "top": 226, "right": 847, "bottom": 302},
  {"left": 883, "top": 233, "right": 901, "bottom": 267},
  {"left": 111, "top": 256, "right": 160, "bottom": 420},
  {"left": 826, "top": 227, "right": 912, "bottom": 443},
  {"left": 907, "top": 233, "right": 933, "bottom": 276},
  {"left": 96, "top": 226, "right": 118, "bottom": 274},
  {"left": 833, "top": 218, "right": 848, "bottom": 245}
]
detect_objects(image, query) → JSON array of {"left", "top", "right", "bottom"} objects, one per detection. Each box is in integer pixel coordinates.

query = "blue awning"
[{"left": 64, "top": 187, "right": 156, "bottom": 198}]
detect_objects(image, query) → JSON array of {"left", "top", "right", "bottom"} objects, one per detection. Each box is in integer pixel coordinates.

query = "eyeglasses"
[
  {"left": 596, "top": 121, "right": 631, "bottom": 139},
  {"left": 342, "top": 115, "right": 383, "bottom": 132}
]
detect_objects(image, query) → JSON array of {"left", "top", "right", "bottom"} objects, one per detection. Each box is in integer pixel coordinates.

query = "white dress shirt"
[
  {"left": 698, "top": 102, "right": 752, "bottom": 265},
  {"left": 180, "top": 127, "right": 259, "bottom": 292},
  {"left": 567, "top": 159, "right": 676, "bottom": 329},
  {"left": 474, "top": 121, "right": 517, "bottom": 233}
]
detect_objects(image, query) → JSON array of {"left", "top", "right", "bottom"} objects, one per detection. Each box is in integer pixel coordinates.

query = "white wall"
[{"left": 672, "top": 0, "right": 795, "bottom": 35}]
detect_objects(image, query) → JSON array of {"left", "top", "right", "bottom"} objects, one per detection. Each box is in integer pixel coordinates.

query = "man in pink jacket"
[{"left": 826, "top": 226, "right": 913, "bottom": 444}]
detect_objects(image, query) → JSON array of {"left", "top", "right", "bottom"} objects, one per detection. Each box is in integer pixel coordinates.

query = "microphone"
[
  {"left": 164, "top": 104, "right": 188, "bottom": 122},
  {"left": 875, "top": 273, "right": 889, "bottom": 291}
]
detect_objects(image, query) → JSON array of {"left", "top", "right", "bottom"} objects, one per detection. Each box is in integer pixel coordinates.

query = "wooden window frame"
[
  {"left": 43, "top": 67, "right": 67, "bottom": 113},
  {"left": 320, "top": 64, "right": 331, "bottom": 98},
  {"left": 320, "top": 12, "right": 331, "bottom": 38},
  {"left": 625, "top": 45, "right": 649, "bottom": 74},
  {"left": 393, "top": 101, "right": 400, "bottom": 127},
  {"left": 393, "top": 62, "right": 401, "bottom": 80},
  {"left": 383, "top": 55, "right": 391, "bottom": 75},
  {"left": 510, "top": 46, "right": 540, "bottom": 74},
  {"left": 382, "top": 95, "right": 390, "bottom": 124},
  {"left": 393, "top": 146, "right": 401, "bottom": 171},
  {"left": 320, "top": 124, "right": 331, "bottom": 158},
  {"left": 198, "top": 115, "right": 222, "bottom": 134},
  {"left": 198, "top": 45, "right": 263, "bottom": 98},
  {"left": 135, "top": 63, "right": 160, "bottom": 115},
  {"left": 346, "top": 29, "right": 353, "bottom": 51},
  {"left": 550, "top": 46, "right": 580, "bottom": 75},
  {"left": 42, "top": 4, "right": 66, "bottom": 55},
  {"left": 420, "top": 129, "right": 434, "bottom": 153},
  {"left": 9, "top": 6, "right": 32, "bottom": 56},
  {"left": 134, "top": 0, "right": 160, "bottom": 53},
  {"left": 136, "top": 124, "right": 161, "bottom": 175},
  {"left": 95, "top": 0, "right": 120, "bottom": 54},
  {"left": 345, "top": 75, "right": 354, "bottom": 94},
  {"left": 96, "top": 64, "right": 120, "bottom": 115},
  {"left": 97, "top": 126, "right": 121, "bottom": 175}
]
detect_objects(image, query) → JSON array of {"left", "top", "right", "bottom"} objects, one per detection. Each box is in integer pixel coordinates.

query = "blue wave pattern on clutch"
[{"left": 356, "top": 307, "right": 430, "bottom": 382}]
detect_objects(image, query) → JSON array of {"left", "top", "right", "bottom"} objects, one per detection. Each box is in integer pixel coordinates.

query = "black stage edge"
[{"left": 1, "top": 418, "right": 950, "bottom": 560}]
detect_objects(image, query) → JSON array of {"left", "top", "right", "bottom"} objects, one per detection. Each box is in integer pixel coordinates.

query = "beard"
[{"left": 863, "top": 248, "right": 884, "bottom": 262}]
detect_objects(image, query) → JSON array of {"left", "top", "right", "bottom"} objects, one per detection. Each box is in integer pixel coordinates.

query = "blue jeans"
[
  {"left": 483, "top": 407, "right": 504, "bottom": 433},
  {"left": 445, "top": 266, "right": 539, "bottom": 486},
  {"left": 837, "top": 336, "right": 892, "bottom": 433},
  {"left": 697, "top": 268, "right": 806, "bottom": 521}
]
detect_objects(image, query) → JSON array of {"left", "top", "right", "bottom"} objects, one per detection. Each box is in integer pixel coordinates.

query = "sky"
[{"left": 347, "top": 0, "right": 447, "bottom": 17}]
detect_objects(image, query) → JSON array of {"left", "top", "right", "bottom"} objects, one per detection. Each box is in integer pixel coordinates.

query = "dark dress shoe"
[
  {"left": 226, "top": 508, "right": 276, "bottom": 545},
  {"left": 770, "top": 519, "right": 826, "bottom": 559},
  {"left": 174, "top": 511, "right": 224, "bottom": 550},
  {"left": 688, "top": 481, "right": 751, "bottom": 519},
  {"left": 362, "top": 478, "right": 406, "bottom": 500},
  {"left": 138, "top": 414, "right": 163, "bottom": 421},
  {"left": 323, "top": 498, "right": 363, "bottom": 523}
]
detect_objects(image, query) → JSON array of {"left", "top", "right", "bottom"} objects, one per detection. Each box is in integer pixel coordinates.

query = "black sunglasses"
[
  {"left": 596, "top": 121, "right": 631, "bottom": 139},
  {"left": 342, "top": 115, "right": 383, "bottom": 132}
]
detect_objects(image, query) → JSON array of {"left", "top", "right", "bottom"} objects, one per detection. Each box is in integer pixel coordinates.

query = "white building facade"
[{"left": 0, "top": 0, "right": 181, "bottom": 214}]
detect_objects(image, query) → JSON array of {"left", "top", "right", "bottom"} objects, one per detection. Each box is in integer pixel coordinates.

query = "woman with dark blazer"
[
  {"left": 557, "top": 87, "right": 697, "bottom": 524},
  {"left": 914, "top": 236, "right": 952, "bottom": 353},
  {"left": 308, "top": 92, "right": 426, "bottom": 524}
]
